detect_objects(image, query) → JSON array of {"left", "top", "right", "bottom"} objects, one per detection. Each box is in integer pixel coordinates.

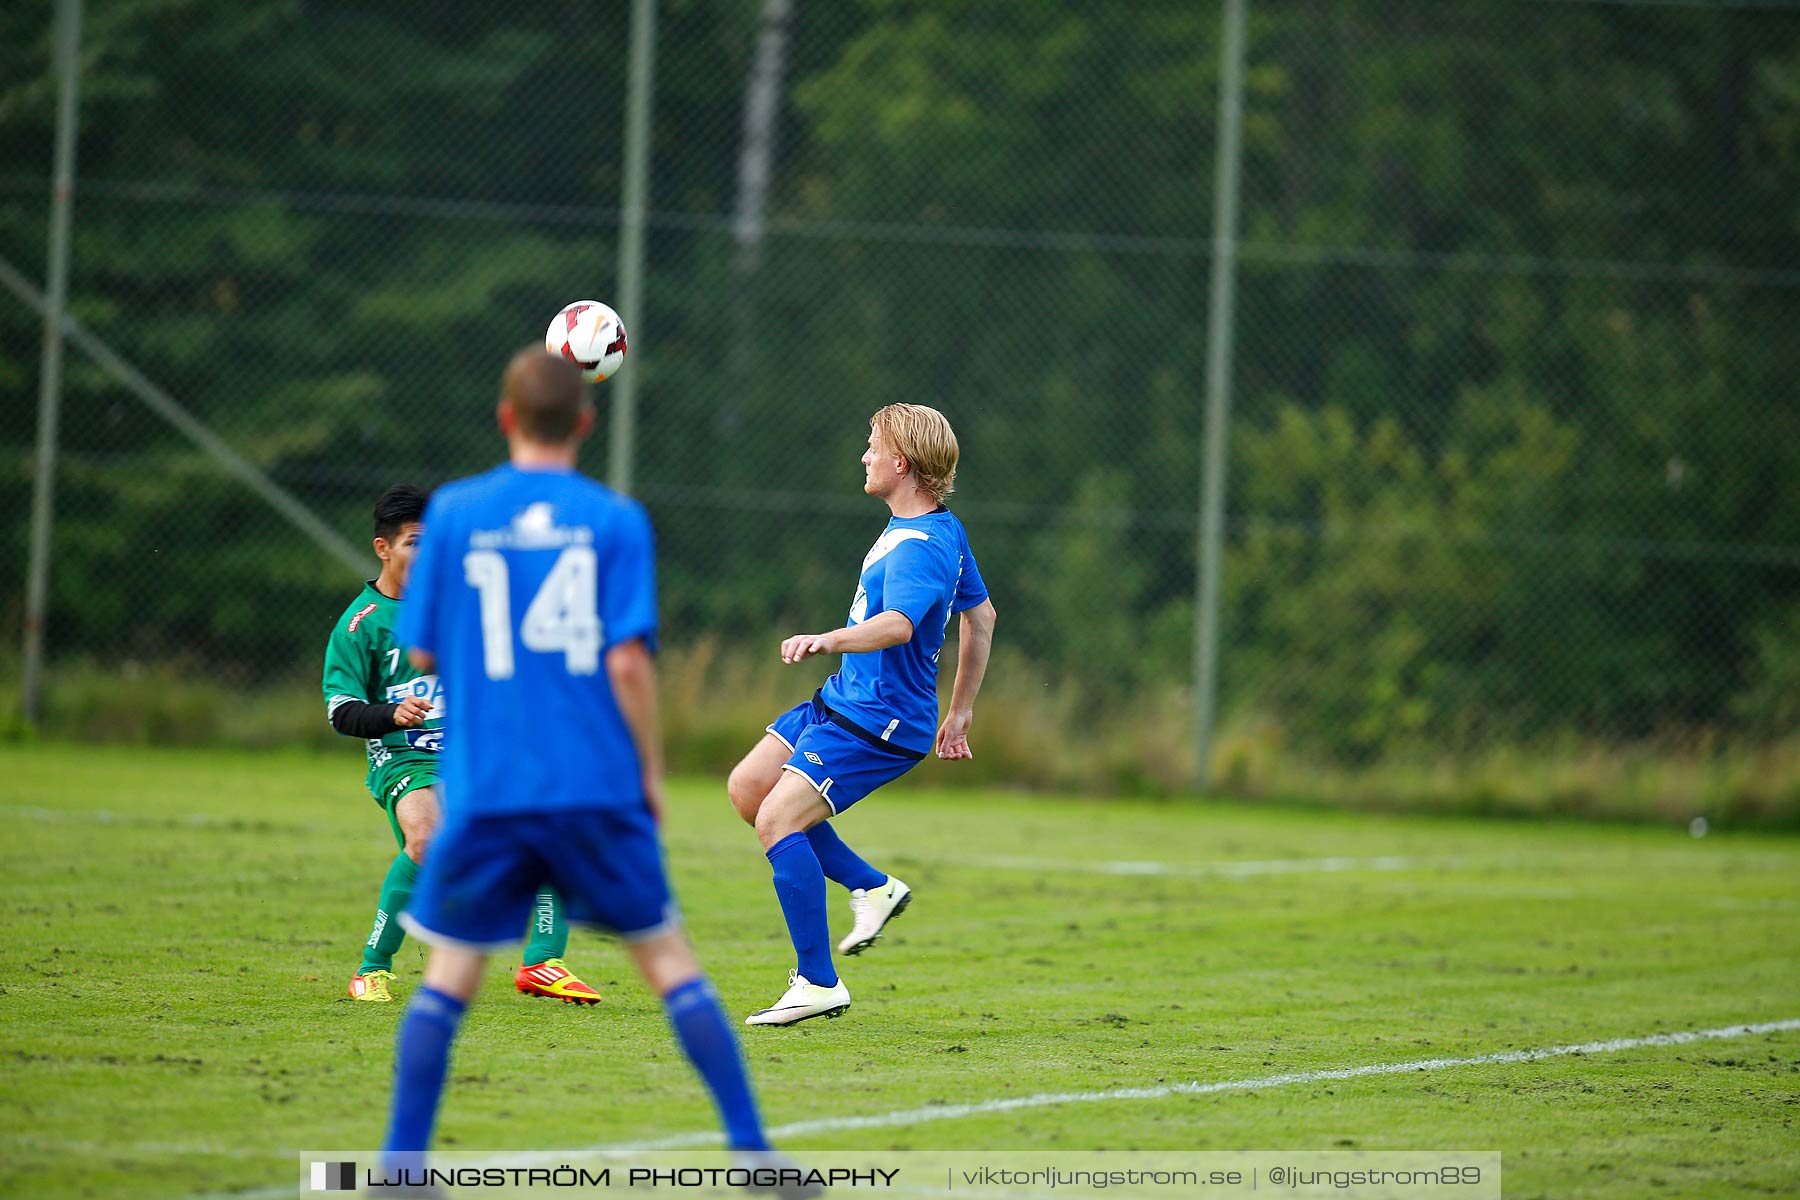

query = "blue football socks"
[
  {"left": 382, "top": 984, "right": 466, "bottom": 1161},
  {"left": 766, "top": 831, "right": 837, "bottom": 986},
  {"left": 663, "top": 977, "right": 769, "bottom": 1151},
  {"left": 806, "top": 822, "right": 887, "bottom": 892}
]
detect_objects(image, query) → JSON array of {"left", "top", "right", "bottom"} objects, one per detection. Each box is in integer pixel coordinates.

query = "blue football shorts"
[
  {"left": 400, "top": 803, "right": 679, "bottom": 951},
  {"left": 765, "top": 692, "right": 925, "bottom": 814}
]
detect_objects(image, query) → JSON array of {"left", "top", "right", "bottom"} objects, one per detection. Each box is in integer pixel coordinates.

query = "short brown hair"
[
  {"left": 871, "top": 403, "right": 959, "bottom": 502},
  {"left": 503, "top": 348, "right": 589, "bottom": 443}
]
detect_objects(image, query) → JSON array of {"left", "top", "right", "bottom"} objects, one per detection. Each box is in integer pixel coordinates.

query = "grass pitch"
[{"left": 0, "top": 742, "right": 1796, "bottom": 1199}]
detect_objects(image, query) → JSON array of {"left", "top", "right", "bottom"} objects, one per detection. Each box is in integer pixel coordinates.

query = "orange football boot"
[{"left": 514, "top": 958, "right": 602, "bottom": 1004}]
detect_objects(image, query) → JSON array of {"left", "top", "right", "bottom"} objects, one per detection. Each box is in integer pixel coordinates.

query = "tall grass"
[{"left": 5, "top": 645, "right": 1796, "bottom": 827}]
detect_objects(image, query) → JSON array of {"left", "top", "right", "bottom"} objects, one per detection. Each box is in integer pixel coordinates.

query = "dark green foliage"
[{"left": 4, "top": 0, "right": 1800, "bottom": 767}]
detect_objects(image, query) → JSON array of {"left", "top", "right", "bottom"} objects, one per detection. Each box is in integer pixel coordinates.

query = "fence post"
[
  {"left": 20, "top": 0, "right": 85, "bottom": 726},
  {"left": 1192, "top": 0, "right": 1248, "bottom": 790},
  {"left": 733, "top": 0, "right": 791, "bottom": 280},
  {"left": 608, "top": 0, "right": 657, "bottom": 494}
]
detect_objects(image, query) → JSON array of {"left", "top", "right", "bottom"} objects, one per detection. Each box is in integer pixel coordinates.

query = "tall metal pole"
[
  {"left": 724, "top": 0, "right": 792, "bottom": 430},
  {"left": 21, "top": 0, "right": 85, "bottom": 725},
  {"left": 1192, "top": 0, "right": 1248, "bottom": 790},
  {"left": 609, "top": 0, "right": 657, "bottom": 493},
  {"left": 732, "top": 0, "right": 791, "bottom": 280}
]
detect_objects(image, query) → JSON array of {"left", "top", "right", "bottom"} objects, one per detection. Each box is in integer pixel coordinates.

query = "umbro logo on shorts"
[{"left": 804, "top": 752, "right": 824, "bottom": 766}]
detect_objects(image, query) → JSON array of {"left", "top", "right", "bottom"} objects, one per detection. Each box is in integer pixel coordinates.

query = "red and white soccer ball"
[{"left": 546, "top": 300, "right": 628, "bottom": 382}]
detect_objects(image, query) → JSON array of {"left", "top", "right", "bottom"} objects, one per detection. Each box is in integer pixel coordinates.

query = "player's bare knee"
[
  {"left": 753, "top": 782, "right": 821, "bottom": 849},
  {"left": 420, "top": 944, "right": 486, "bottom": 1003},
  {"left": 726, "top": 764, "right": 766, "bottom": 825},
  {"left": 399, "top": 808, "right": 434, "bottom": 863},
  {"left": 752, "top": 806, "right": 792, "bottom": 850},
  {"left": 628, "top": 929, "right": 703, "bottom": 996},
  {"left": 395, "top": 787, "right": 440, "bottom": 863}
]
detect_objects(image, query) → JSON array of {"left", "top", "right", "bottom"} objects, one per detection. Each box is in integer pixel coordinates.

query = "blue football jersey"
[
  {"left": 818, "top": 507, "right": 988, "bottom": 754},
  {"left": 397, "top": 463, "right": 657, "bottom": 816}
]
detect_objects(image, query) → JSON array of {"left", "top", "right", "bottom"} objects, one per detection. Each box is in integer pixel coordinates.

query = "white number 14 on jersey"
[{"left": 463, "top": 546, "right": 603, "bottom": 680}]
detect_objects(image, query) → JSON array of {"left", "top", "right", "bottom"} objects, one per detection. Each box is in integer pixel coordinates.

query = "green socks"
[
  {"left": 360, "top": 852, "right": 419, "bottom": 974},
  {"left": 361, "top": 867, "right": 566, "bottom": 973},
  {"left": 520, "top": 888, "right": 569, "bottom": 965}
]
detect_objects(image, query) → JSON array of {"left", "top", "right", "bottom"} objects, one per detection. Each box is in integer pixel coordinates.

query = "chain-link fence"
[{"left": 5, "top": 0, "right": 1800, "bottom": 810}]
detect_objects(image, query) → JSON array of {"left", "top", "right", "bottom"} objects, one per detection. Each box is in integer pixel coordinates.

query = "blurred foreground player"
[{"left": 380, "top": 351, "right": 797, "bottom": 1182}]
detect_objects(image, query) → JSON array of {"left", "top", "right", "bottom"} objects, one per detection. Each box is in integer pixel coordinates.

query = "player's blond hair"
[{"left": 871, "top": 403, "right": 959, "bottom": 503}]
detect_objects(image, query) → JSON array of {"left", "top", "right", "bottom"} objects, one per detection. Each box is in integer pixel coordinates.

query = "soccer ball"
[{"left": 546, "top": 300, "right": 628, "bottom": 382}]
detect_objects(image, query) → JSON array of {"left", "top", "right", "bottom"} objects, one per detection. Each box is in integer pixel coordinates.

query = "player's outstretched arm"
[
  {"left": 779, "top": 610, "right": 914, "bottom": 664},
  {"left": 607, "top": 638, "right": 667, "bottom": 822},
  {"left": 936, "top": 599, "right": 997, "bottom": 760}
]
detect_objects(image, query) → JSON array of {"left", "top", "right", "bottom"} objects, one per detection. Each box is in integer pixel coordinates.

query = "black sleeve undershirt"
[{"left": 330, "top": 699, "right": 403, "bottom": 739}]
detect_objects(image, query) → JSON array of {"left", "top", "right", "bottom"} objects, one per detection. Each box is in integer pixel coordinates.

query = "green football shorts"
[{"left": 367, "top": 753, "right": 441, "bottom": 850}]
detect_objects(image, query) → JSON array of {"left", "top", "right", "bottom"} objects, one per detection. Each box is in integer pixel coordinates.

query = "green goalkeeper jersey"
[{"left": 321, "top": 581, "right": 446, "bottom": 797}]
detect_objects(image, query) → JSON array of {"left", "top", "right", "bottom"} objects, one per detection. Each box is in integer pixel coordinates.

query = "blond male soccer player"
[
  {"left": 727, "top": 404, "right": 997, "bottom": 1025},
  {"left": 381, "top": 351, "right": 806, "bottom": 1186},
  {"left": 323, "top": 485, "right": 601, "bottom": 1005}
]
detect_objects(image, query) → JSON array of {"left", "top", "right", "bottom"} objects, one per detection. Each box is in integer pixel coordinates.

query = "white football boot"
[
  {"left": 837, "top": 875, "right": 912, "bottom": 956},
  {"left": 744, "top": 969, "right": 851, "bottom": 1026}
]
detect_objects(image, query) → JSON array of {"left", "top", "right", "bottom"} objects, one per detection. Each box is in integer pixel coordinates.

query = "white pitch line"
[
  {"left": 181, "top": 1015, "right": 1800, "bottom": 1200},
  {"left": 922, "top": 853, "right": 1433, "bottom": 878},
  {"left": 609, "top": 1016, "right": 1800, "bottom": 1150}
]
